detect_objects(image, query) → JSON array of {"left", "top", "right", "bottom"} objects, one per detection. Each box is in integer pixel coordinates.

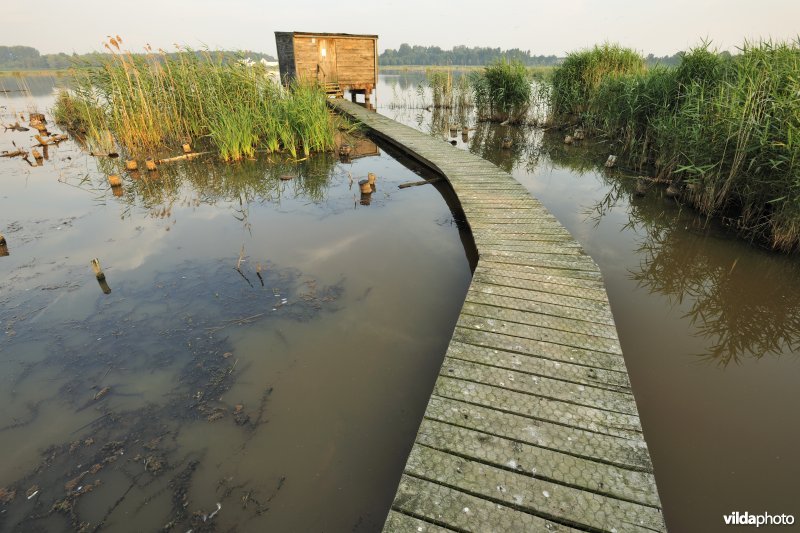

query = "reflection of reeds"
[
  {"left": 93, "top": 149, "right": 339, "bottom": 214},
  {"left": 52, "top": 40, "right": 344, "bottom": 161},
  {"left": 631, "top": 215, "right": 800, "bottom": 365}
]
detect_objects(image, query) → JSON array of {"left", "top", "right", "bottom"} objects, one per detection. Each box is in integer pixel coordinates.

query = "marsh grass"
[
  {"left": 470, "top": 59, "right": 532, "bottom": 123},
  {"left": 53, "top": 39, "right": 342, "bottom": 161},
  {"left": 550, "top": 43, "right": 646, "bottom": 118},
  {"left": 548, "top": 40, "right": 800, "bottom": 251}
]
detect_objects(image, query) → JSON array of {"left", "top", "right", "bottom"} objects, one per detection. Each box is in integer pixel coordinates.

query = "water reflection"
[
  {"left": 0, "top": 74, "right": 69, "bottom": 98},
  {"left": 629, "top": 206, "right": 800, "bottom": 365}
]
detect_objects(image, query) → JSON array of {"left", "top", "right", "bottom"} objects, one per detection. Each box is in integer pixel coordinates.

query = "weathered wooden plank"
[
  {"left": 383, "top": 509, "right": 457, "bottom": 533},
  {"left": 456, "top": 314, "right": 623, "bottom": 356},
  {"left": 439, "top": 357, "right": 636, "bottom": 414},
  {"left": 477, "top": 259, "right": 604, "bottom": 280},
  {"left": 452, "top": 327, "right": 627, "bottom": 372},
  {"left": 405, "top": 446, "right": 666, "bottom": 532},
  {"left": 434, "top": 376, "right": 643, "bottom": 438},
  {"left": 473, "top": 263, "right": 602, "bottom": 287},
  {"left": 422, "top": 396, "right": 653, "bottom": 472},
  {"left": 461, "top": 301, "right": 619, "bottom": 341},
  {"left": 475, "top": 242, "right": 585, "bottom": 256},
  {"left": 445, "top": 341, "right": 632, "bottom": 391},
  {"left": 469, "top": 282, "right": 615, "bottom": 318},
  {"left": 472, "top": 271, "right": 610, "bottom": 301},
  {"left": 464, "top": 291, "right": 616, "bottom": 332},
  {"left": 417, "top": 419, "right": 661, "bottom": 508},
  {"left": 391, "top": 476, "right": 573, "bottom": 532},
  {"left": 469, "top": 223, "right": 573, "bottom": 236}
]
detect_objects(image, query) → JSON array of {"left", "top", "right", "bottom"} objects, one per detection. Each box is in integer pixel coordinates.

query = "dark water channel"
[
  {"left": 378, "top": 72, "right": 800, "bottom": 532},
  {"left": 1, "top": 76, "right": 474, "bottom": 531}
]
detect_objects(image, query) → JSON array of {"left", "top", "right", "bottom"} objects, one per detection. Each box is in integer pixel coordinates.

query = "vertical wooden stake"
[{"left": 90, "top": 258, "right": 106, "bottom": 281}]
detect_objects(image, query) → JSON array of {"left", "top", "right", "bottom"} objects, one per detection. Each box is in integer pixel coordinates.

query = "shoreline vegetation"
[
  {"left": 6, "top": 38, "right": 798, "bottom": 252},
  {"left": 549, "top": 40, "right": 800, "bottom": 252},
  {"left": 389, "top": 41, "right": 800, "bottom": 252},
  {"left": 51, "top": 39, "right": 344, "bottom": 161}
]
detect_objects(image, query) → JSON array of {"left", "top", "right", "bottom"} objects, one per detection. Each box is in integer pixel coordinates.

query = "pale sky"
[{"left": 4, "top": 0, "right": 798, "bottom": 57}]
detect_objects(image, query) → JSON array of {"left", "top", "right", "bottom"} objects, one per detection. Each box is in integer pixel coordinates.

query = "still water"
[
  {"left": 1, "top": 76, "right": 473, "bottom": 531},
  {"left": 378, "top": 71, "right": 800, "bottom": 532}
]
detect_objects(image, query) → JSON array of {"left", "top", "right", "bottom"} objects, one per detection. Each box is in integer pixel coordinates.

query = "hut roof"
[{"left": 275, "top": 31, "right": 378, "bottom": 39}]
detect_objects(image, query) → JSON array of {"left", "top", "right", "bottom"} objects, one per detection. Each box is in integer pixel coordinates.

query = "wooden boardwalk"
[{"left": 330, "top": 100, "right": 666, "bottom": 533}]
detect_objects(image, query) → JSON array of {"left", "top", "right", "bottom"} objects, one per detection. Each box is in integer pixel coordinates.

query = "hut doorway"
[{"left": 317, "top": 38, "right": 337, "bottom": 83}]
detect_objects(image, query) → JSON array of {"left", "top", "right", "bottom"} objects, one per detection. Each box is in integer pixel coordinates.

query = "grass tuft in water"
[{"left": 470, "top": 59, "right": 531, "bottom": 123}]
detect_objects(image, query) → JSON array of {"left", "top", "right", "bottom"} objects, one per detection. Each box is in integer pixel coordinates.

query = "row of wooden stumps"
[
  {"left": 109, "top": 143, "right": 196, "bottom": 196},
  {"left": 448, "top": 124, "right": 472, "bottom": 145}
]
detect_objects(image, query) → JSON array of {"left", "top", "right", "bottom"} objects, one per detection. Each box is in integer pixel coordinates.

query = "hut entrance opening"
[{"left": 316, "top": 38, "right": 337, "bottom": 84}]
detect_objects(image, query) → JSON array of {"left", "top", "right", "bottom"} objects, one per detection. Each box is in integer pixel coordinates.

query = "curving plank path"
[{"left": 330, "top": 99, "right": 666, "bottom": 533}]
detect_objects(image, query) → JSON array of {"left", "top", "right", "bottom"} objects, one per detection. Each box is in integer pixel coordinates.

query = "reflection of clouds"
[{"left": 298, "top": 232, "right": 368, "bottom": 264}]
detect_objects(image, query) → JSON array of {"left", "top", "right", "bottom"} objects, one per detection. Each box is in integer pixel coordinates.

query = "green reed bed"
[
  {"left": 53, "top": 41, "right": 342, "bottom": 160},
  {"left": 426, "top": 69, "right": 472, "bottom": 110},
  {"left": 548, "top": 40, "right": 800, "bottom": 251},
  {"left": 550, "top": 43, "right": 646, "bottom": 118},
  {"left": 470, "top": 59, "right": 532, "bottom": 123}
]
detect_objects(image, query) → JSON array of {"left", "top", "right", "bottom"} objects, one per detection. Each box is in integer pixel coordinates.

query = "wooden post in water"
[
  {"left": 91, "top": 259, "right": 112, "bottom": 293},
  {"left": 0, "top": 233, "right": 7, "bottom": 257},
  {"left": 364, "top": 85, "right": 372, "bottom": 106},
  {"left": 91, "top": 259, "right": 105, "bottom": 280},
  {"left": 182, "top": 142, "right": 192, "bottom": 154},
  {"left": 125, "top": 159, "right": 138, "bottom": 171},
  {"left": 108, "top": 175, "right": 122, "bottom": 187},
  {"left": 145, "top": 158, "right": 157, "bottom": 171}
]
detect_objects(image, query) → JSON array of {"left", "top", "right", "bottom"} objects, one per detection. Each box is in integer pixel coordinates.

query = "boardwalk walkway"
[{"left": 330, "top": 99, "right": 666, "bottom": 533}]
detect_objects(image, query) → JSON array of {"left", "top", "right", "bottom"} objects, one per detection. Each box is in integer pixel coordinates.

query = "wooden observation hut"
[{"left": 274, "top": 31, "right": 378, "bottom": 103}]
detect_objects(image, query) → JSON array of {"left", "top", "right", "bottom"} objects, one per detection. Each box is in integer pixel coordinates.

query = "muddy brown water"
[
  {"left": 3, "top": 72, "right": 799, "bottom": 533},
  {"left": 1, "top": 77, "right": 474, "bottom": 531},
  {"left": 377, "top": 72, "right": 800, "bottom": 532}
]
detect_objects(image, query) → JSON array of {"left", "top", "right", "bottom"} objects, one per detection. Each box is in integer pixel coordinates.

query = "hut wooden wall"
[
  {"left": 293, "top": 36, "right": 320, "bottom": 81},
  {"left": 335, "top": 37, "right": 376, "bottom": 88}
]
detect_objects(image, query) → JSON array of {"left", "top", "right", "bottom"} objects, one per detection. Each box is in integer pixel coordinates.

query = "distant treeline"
[
  {"left": 380, "top": 44, "right": 561, "bottom": 66},
  {"left": 0, "top": 45, "right": 276, "bottom": 70},
  {"left": 378, "top": 44, "right": 727, "bottom": 67}
]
